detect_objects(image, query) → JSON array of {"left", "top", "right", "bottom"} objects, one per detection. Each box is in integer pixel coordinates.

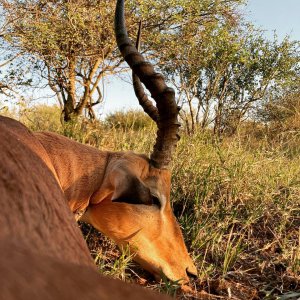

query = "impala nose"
[{"left": 186, "top": 267, "right": 198, "bottom": 280}]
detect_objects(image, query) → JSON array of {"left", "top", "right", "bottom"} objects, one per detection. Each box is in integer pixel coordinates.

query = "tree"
[
  {"left": 128, "top": 0, "right": 246, "bottom": 134},
  {"left": 1, "top": 0, "right": 125, "bottom": 121},
  {"left": 158, "top": 23, "right": 299, "bottom": 135},
  {"left": 203, "top": 30, "right": 300, "bottom": 136},
  {"left": 2, "top": 0, "right": 245, "bottom": 123},
  {"left": 257, "top": 75, "right": 300, "bottom": 131},
  {"left": 0, "top": 4, "right": 28, "bottom": 98},
  {"left": 128, "top": 0, "right": 299, "bottom": 136}
]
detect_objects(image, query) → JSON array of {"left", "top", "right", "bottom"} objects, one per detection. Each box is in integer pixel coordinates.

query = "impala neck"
[{"left": 35, "top": 132, "right": 121, "bottom": 213}]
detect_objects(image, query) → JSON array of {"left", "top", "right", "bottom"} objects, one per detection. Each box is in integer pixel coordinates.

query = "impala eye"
[{"left": 152, "top": 195, "right": 161, "bottom": 209}]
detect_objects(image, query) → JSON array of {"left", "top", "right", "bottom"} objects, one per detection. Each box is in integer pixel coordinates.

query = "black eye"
[{"left": 152, "top": 195, "right": 161, "bottom": 209}]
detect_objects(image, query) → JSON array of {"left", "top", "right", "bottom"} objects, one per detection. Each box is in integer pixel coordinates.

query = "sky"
[
  {"left": 245, "top": 0, "right": 300, "bottom": 41},
  {"left": 100, "top": 0, "right": 300, "bottom": 117}
]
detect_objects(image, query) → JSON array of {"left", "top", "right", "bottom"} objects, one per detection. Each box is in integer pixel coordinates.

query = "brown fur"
[
  {"left": 0, "top": 115, "right": 169, "bottom": 299},
  {"left": 0, "top": 116, "right": 91, "bottom": 265},
  {"left": 35, "top": 130, "right": 197, "bottom": 282}
]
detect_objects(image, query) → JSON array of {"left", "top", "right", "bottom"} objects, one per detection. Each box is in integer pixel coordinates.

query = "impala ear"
[{"left": 111, "top": 174, "right": 153, "bottom": 205}]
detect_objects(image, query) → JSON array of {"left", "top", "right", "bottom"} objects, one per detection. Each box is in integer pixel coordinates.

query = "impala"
[
  {"left": 0, "top": 116, "right": 169, "bottom": 300},
  {"left": 1, "top": 0, "right": 197, "bottom": 286}
]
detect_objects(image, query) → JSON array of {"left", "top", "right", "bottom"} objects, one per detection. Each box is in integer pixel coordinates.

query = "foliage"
[
  {"left": 105, "top": 109, "right": 154, "bottom": 131},
  {"left": 0, "top": 5, "right": 31, "bottom": 98},
  {"left": 17, "top": 104, "right": 63, "bottom": 132},
  {"left": 1, "top": 0, "right": 122, "bottom": 121},
  {"left": 258, "top": 77, "right": 300, "bottom": 126},
  {"left": 151, "top": 20, "right": 299, "bottom": 135}
]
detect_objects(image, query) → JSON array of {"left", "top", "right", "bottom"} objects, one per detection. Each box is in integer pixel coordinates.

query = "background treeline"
[{"left": 0, "top": 0, "right": 299, "bottom": 137}]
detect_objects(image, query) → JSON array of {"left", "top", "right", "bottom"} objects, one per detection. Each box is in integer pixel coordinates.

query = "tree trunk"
[{"left": 63, "top": 53, "right": 77, "bottom": 122}]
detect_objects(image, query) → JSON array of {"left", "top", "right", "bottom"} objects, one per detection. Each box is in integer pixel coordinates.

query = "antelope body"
[{"left": 0, "top": 0, "right": 197, "bottom": 289}]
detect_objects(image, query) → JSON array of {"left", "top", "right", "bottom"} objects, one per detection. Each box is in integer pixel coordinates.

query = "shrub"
[
  {"left": 19, "top": 104, "right": 63, "bottom": 132},
  {"left": 105, "top": 109, "right": 154, "bottom": 131}
]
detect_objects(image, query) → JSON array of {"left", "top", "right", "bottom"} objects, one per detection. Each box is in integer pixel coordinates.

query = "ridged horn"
[
  {"left": 132, "top": 21, "right": 159, "bottom": 122},
  {"left": 115, "top": 0, "right": 180, "bottom": 169}
]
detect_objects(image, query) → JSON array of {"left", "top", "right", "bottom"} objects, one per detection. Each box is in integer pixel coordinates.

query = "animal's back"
[{"left": 0, "top": 115, "right": 94, "bottom": 266}]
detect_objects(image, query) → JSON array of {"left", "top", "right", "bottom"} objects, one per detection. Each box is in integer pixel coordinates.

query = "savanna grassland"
[{"left": 10, "top": 106, "right": 300, "bottom": 300}]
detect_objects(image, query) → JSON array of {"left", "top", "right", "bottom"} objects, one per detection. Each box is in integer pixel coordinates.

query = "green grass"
[
  {"left": 170, "top": 132, "right": 300, "bottom": 299},
  {"left": 10, "top": 107, "right": 300, "bottom": 299}
]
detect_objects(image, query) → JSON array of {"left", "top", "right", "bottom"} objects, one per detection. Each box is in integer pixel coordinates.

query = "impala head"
[
  {"left": 83, "top": 0, "right": 197, "bottom": 284},
  {"left": 84, "top": 153, "right": 197, "bottom": 282}
]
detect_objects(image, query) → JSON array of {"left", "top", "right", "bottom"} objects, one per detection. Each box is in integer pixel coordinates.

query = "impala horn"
[
  {"left": 132, "top": 21, "right": 159, "bottom": 123},
  {"left": 115, "top": 0, "right": 180, "bottom": 169}
]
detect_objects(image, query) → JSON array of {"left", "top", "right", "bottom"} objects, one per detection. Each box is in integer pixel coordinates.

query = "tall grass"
[{"left": 171, "top": 132, "right": 300, "bottom": 298}]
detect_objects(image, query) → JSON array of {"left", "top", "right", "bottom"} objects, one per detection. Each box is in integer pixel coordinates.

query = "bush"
[
  {"left": 19, "top": 104, "right": 63, "bottom": 132},
  {"left": 105, "top": 109, "right": 154, "bottom": 131}
]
